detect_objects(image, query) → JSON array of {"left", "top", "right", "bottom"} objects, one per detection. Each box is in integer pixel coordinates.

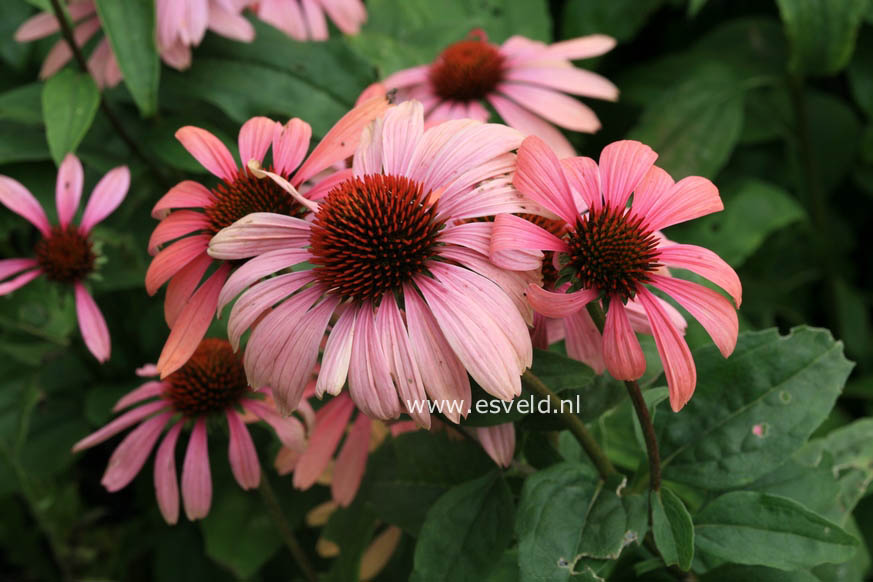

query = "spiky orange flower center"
[
  {"left": 309, "top": 174, "right": 444, "bottom": 303},
  {"left": 429, "top": 39, "right": 505, "bottom": 101},
  {"left": 163, "top": 338, "right": 248, "bottom": 417},
  {"left": 566, "top": 206, "right": 661, "bottom": 301},
  {"left": 34, "top": 225, "right": 95, "bottom": 284},
  {"left": 205, "top": 169, "right": 303, "bottom": 233}
]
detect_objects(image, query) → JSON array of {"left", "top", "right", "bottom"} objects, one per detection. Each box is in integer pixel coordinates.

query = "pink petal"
[
  {"left": 498, "top": 83, "right": 600, "bottom": 133},
  {"left": 380, "top": 101, "right": 424, "bottom": 176},
  {"left": 347, "top": 304, "right": 402, "bottom": 419},
  {"left": 164, "top": 255, "right": 212, "bottom": 327},
  {"left": 352, "top": 117, "right": 383, "bottom": 176},
  {"left": 0, "top": 269, "right": 41, "bottom": 296},
  {"left": 383, "top": 65, "right": 430, "bottom": 89},
  {"left": 0, "top": 176, "right": 51, "bottom": 236},
  {"left": 319, "top": 0, "right": 366, "bottom": 35},
  {"left": 113, "top": 381, "right": 166, "bottom": 412},
  {"left": 599, "top": 140, "right": 658, "bottom": 209},
  {"left": 147, "top": 210, "right": 210, "bottom": 255},
  {"left": 563, "top": 308, "right": 605, "bottom": 373},
  {"left": 637, "top": 287, "right": 696, "bottom": 412},
  {"left": 226, "top": 410, "right": 261, "bottom": 490},
  {"left": 15, "top": 12, "right": 62, "bottom": 42},
  {"left": 75, "top": 283, "right": 110, "bottom": 363},
  {"left": 513, "top": 135, "right": 578, "bottom": 225},
  {"left": 182, "top": 419, "right": 212, "bottom": 520},
  {"left": 238, "top": 117, "right": 279, "bottom": 170},
  {"left": 87, "top": 38, "right": 112, "bottom": 89},
  {"left": 156, "top": 264, "right": 231, "bottom": 378},
  {"left": 55, "top": 154, "right": 84, "bottom": 229},
  {"left": 643, "top": 176, "right": 723, "bottom": 231},
  {"left": 228, "top": 271, "right": 315, "bottom": 350},
  {"left": 315, "top": 306, "right": 356, "bottom": 398},
  {"left": 293, "top": 396, "right": 355, "bottom": 489},
  {"left": 626, "top": 295, "right": 687, "bottom": 335},
  {"left": 504, "top": 66, "right": 618, "bottom": 101},
  {"left": 626, "top": 165, "right": 673, "bottom": 221},
  {"left": 217, "top": 248, "right": 310, "bottom": 314},
  {"left": 39, "top": 17, "right": 100, "bottom": 79},
  {"left": 331, "top": 414, "right": 371, "bottom": 506},
  {"left": 0, "top": 258, "right": 38, "bottom": 282},
  {"left": 527, "top": 284, "right": 598, "bottom": 318},
  {"left": 439, "top": 221, "right": 492, "bottom": 255},
  {"left": 403, "top": 284, "right": 470, "bottom": 423},
  {"left": 72, "top": 400, "right": 167, "bottom": 452},
  {"left": 136, "top": 364, "right": 159, "bottom": 377},
  {"left": 244, "top": 400, "right": 306, "bottom": 450},
  {"left": 377, "top": 296, "right": 430, "bottom": 428},
  {"left": 101, "top": 412, "right": 172, "bottom": 492},
  {"left": 175, "top": 126, "right": 238, "bottom": 182},
  {"left": 657, "top": 244, "right": 742, "bottom": 307},
  {"left": 207, "top": 213, "right": 311, "bottom": 260},
  {"left": 300, "top": 0, "right": 328, "bottom": 40},
  {"left": 303, "top": 168, "right": 352, "bottom": 202},
  {"left": 153, "top": 422, "right": 182, "bottom": 524},
  {"left": 490, "top": 213, "right": 567, "bottom": 271},
  {"left": 475, "top": 423, "right": 515, "bottom": 467},
  {"left": 561, "top": 156, "right": 599, "bottom": 213},
  {"left": 650, "top": 275, "right": 738, "bottom": 358},
  {"left": 488, "top": 93, "right": 576, "bottom": 159},
  {"left": 256, "top": 0, "right": 307, "bottom": 40},
  {"left": 542, "top": 35, "right": 616, "bottom": 60},
  {"left": 79, "top": 166, "right": 130, "bottom": 233},
  {"left": 207, "top": 2, "right": 255, "bottom": 41},
  {"left": 602, "top": 299, "right": 646, "bottom": 380},
  {"left": 152, "top": 181, "right": 215, "bottom": 219},
  {"left": 145, "top": 234, "right": 210, "bottom": 295},
  {"left": 273, "top": 119, "right": 312, "bottom": 176}
]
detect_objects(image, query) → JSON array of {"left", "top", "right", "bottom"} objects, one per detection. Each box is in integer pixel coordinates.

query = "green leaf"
[
  {"left": 688, "top": 0, "right": 709, "bottom": 17},
  {"left": 0, "top": 122, "right": 49, "bottom": 163},
  {"left": 0, "top": 1, "right": 32, "bottom": 70},
  {"left": 516, "top": 464, "right": 646, "bottom": 582},
  {"left": 41, "top": 70, "right": 100, "bottom": 165},
  {"left": 694, "top": 491, "right": 858, "bottom": 570},
  {"left": 561, "top": 0, "right": 662, "bottom": 43},
  {"left": 657, "top": 327, "right": 853, "bottom": 490},
  {"left": 701, "top": 565, "right": 819, "bottom": 582},
  {"left": 412, "top": 471, "right": 514, "bottom": 581},
  {"left": 652, "top": 488, "right": 694, "bottom": 571},
  {"left": 321, "top": 497, "right": 379, "bottom": 582},
  {"left": 93, "top": 0, "right": 159, "bottom": 116},
  {"left": 629, "top": 64, "right": 745, "bottom": 179},
  {"left": 848, "top": 30, "right": 873, "bottom": 118},
  {"left": 744, "top": 457, "right": 841, "bottom": 519},
  {"left": 775, "top": 0, "right": 867, "bottom": 76},
  {"left": 0, "top": 84, "right": 43, "bottom": 125},
  {"left": 668, "top": 179, "right": 805, "bottom": 268}
]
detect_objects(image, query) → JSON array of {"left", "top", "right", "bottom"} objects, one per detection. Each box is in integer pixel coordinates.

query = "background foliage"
[{"left": 1, "top": 0, "right": 872, "bottom": 580}]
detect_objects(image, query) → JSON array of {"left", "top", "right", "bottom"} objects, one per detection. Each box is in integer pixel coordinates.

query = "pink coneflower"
[
  {"left": 251, "top": 0, "right": 367, "bottom": 41},
  {"left": 378, "top": 29, "right": 618, "bottom": 158},
  {"left": 0, "top": 154, "right": 128, "bottom": 362},
  {"left": 156, "top": 0, "right": 255, "bottom": 70},
  {"left": 72, "top": 338, "right": 305, "bottom": 524},
  {"left": 146, "top": 96, "right": 389, "bottom": 378},
  {"left": 208, "top": 100, "right": 535, "bottom": 426},
  {"left": 491, "top": 137, "right": 742, "bottom": 411}
]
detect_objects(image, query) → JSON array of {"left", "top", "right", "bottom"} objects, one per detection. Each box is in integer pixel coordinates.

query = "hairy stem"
[
  {"left": 258, "top": 475, "right": 318, "bottom": 582},
  {"left": 521, "top": 370, "right": 616, "bottom": 480}
]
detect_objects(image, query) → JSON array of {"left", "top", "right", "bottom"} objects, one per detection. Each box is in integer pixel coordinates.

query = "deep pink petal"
[
  {"left": 80, "top": 166, "right": 130, "bottom": 233},
  {"left": 217, "top": 248, "right": 311, "bottom": 315},
  {"left": 176, "top": 126, "right": 238, "bottom": 181},
  {"left": 226, "top": 410, "right": 261, "bottom": 490},
  {"left": 293, "top": 396, "right": 354, "bottom": 489},
  {"left": 513, "top": 136, "right": 578, "bottom": 225},
  {"left": 145, "top": 234, "right": 210, "bottom": 295},
  {"left": 101, "top": 412, "right": 171, "bottom": 492},
  {"left": 657, "top": 244, "right": 742, "bottom": 307},
  {"left": 152, "top": 181, "right": 215, "bottom": 219},
  {"left": 55, "top": 154, "right": 84, "bottom": 228},
  {"left": 72, "top": 400, "right": 168, "bottom": 452},
  {"left": 153, "top": 422, "right": 182, "bottom": 524},
  {"left": 147, "top": 210, "right": 210, "bottom": 255},
  {"left": 381, "top": 101, "right": 424, "bottom": 176},
  {"left": 0, "top": 269, "right": 41, "bottom": 296},
  {"left": 238, "top": 117, "right": 279, "bottom": 170},
  {"left": 75, "top": 283, "right": 110, "bottom": 363},
  {"left": 0, "top": 176, "right": 51, "bottom": 236},
  {"left": 561, "top": 156, "right": 599, "bottom": 213},
  {"left": 273, "top": 119, "right": 312, "bottom": 176},
  {"left": 164, "top": 255, "right": 212, "bottom": 327},
  {"left": 244, "top": 400, "right": 306, "bottom": 450},
  {"left": 599, "top": 140, "right": 658, "bottom": 209},
  {"left": 602, "top": 299, "right": 646, "bottom": 380},
  {"left": 643, "top": 176, "right": 723, "bottom": 231},
  {"left": 113, "top": 381, "right": 167, "bottom": 412},
  {"left": 627, "top": 165, "right": 673, "bottom": 221},
  {"left": 527, "top": 284, "right": 598, "bottom": 319},
  {"left": 331, "top": 414, "right": 370, "bottom": 506},
  {"left": 0, "top": 258, "right": 38, "bottom": 283},
  {"left": 182, "top": 419, "right": 212, "bottom": 520},
  {"left": 490, "top": 213, "right": 567, "bottom": 271}
]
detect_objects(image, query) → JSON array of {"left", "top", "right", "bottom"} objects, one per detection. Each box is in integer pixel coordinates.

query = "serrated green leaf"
[
  {"left": 694, "top": 491, "right": 858, "bottom": 570},
  {"left": 658, "top": 327, "right": 853, "bottom": 490},
  {"left": 41, "top": 70, "right": 99, "bottom": 165},
  {"left": 652, "top": 488, "right": 694, "bottom": 571},
  {"left": 412, "top": 471, "right": 514, "bottom": 582},
  {"left": 775, "top": 0, "right": 867, "bottom": 76}
]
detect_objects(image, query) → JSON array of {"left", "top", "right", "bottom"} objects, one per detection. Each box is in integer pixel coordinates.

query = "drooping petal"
[
  {"left": 176, "top": 126, "right": 238, "bottom": 182},
  {"left": 315, "top": 307, "right": 356, "bottom": 397},
  {"left": 293, "top": 396, "right": 355, "bottom": 490},
  {"left": 382, "top": 65, "right": 430, "bottom": 89},
  {"left": 300, "top": 0, "right": 328, "bottom": 40},
  {"left": 377, "top": 296, "right": 430, "bottom": 428},
  {"left": 497, "top": 83, "right": 601, "bottom": 133},
  {"left": 475, "top": 423, "right": 515, "bottom": 467},
  {"left": 244, "top": 400, "right": 306, "bottom": 450},
  {"left": 101, "top": 412, "right": 172, "bottom": 492},
  {"left": 657, "top": 244, "right": 742, "bottom": 307},
  {"left": 513, "top": 136, "right": 578, "bottom": 225},
  {"left": 226, "top": 410, "right": 261, "bottom": 490},
  {"left": 72, "top": 400, "right": 168, "bottom": 452},
  {"left": 55, "top": 154, "right": 84, "bottom": 229},
  {"left": 164, "top": 254, "right": 212, "bottom": 327},
  {"left": 182, "top": 419, "right": 212, "bottom": 520},
  {"left": 153, "top": 422, "right": 182, "bottom": 525},
  {"left": 0, "top": 258, "right": 38, "bottom": 282},
  {"left": 238, "top": 117, "right": 279, "bottom": 169},
  {"left": 602, "top": 299, "right": 646, "bottom": 380},
  {"left": 488, "top": 93, "right": 576, "bottom": 159},
  {"left": 527, "top": 284, "right": 598, "bottom": 318},
  {"left": 113, "top": 381, "right": 167, "bottom": 412},
  {"left": 208, "top": 213, "right": 311, "bottom": 260},
  {"left": 0, "top": 176, "right": 51, "bottom": 236},
  {"left": 207, "top": 2, "right": 256, "bottom": 41},
  {"left": 598, "top": 140, "right": 658, "bottom": 210},
  {"left": 563, "top": 308, "right": 605, "bottom": 374},
  {"left": 217, "top": 248, "right": 311, "bottom": 314},
  {"left": 228, "top": 271, "right": 315, "bottom": 350},
  {"left": 347, "top": 304, "right": 403, "bottom": 419},
  {"left": 80, "top": 166, "right": 130, "bottom": 233},
  {"left": 490, "top": 213, "right": 567, "bottom": 270},
  {"left": 152, "top": 181, "right": 215, "bottom": 219},
  {"left": 75, "top": 283, "right": 110, "bottom": 363},
  {"left": 331, "top": 414, "right": 371, "bottom": 506},
  {"left": 0, "top": 269, "right": 41, "bottom": 296}
]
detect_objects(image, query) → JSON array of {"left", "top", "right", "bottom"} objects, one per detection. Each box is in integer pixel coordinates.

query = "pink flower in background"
[
  {"left": 146, "top": 96, "right": 389, "bottom": 379},
  {"left": 156, "top": 0, "right": 256, "bottom": 70},
  {"left": 491, "top": 137, "right": 742, "bottom": 411},
  {"left": 73, "top": 339, "right": 305, "bottom": 524},
  {"left": 0, "top": 154, "right": 128, "bottom": 362},
  {"left": 209, "top": 100, "right": 535, "bottom": 424},
  {"left": 378, "top": 29, "right": 618, "bottom": 158},
  {"left": 252, "top": 0, "right": 367, "bottom": 41}
]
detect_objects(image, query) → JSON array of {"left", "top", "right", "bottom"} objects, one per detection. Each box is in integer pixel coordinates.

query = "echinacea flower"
[
  {"left": 0, "top": 154, "right": 128, "bottom": 362},
  {"left": 378, "top": 29, "right": 618, "bottom": 158},
  {"left": 156, "top": 0, "right": 255, "bottom": 70},
  {"left": 146, "top": 96, "right": 389, "bottom": 378},
  {"left": 72, "top": 338, "right": 305, "bottom": 524},
  {"left": 251, "top": 0, "right": 367, "bottom": 41},
  {"left": 208, "top": 100, "right": 537, "bottom": 426},
  {"left": 491, "top": 137, "right": 742, "bottom": 411}
]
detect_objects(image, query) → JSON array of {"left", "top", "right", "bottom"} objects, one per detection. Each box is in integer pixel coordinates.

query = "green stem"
[
  {"left": 521, "top": 370, "right": 616, "bottom": 480},
  {"left": 258, "top": 474, "right": 318, "bottom": 582}
]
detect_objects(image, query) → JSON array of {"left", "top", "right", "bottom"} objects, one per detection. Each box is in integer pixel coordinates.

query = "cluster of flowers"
[{"left": 0, "top": 12, "right": 741, "bottom": 561}]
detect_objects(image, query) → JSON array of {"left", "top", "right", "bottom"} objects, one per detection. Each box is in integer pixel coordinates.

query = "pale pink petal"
[
  {"left": 513, "top": 135, "right": 578, "bottom": 225},
  {"left": 40, "top": 17, "right": 101, "bottom": 79},
  {"left": 72, "top": 400, "right": 167, "bottom": 452},
  {"left": 464, "top": 100, "right": 490, "bottom": 122},
  {"left": 147, "top": 210, "right": 210, "bottom": 255},
  {"left": 303, "top": 168, "right": 352, "bottom": 202},
  {"left": 182, "top": 419, "right": 212, "bottom": 520},
  {"left": 164, "top": 255, "right": 212, "bottom": 327},
  {"left": 563, "top": 308, "right": 605, "bottom": 373},
  {"left": 160, "top": 39, "right": 192, "bottom": 70},
  {"left": 256, "top": 0, "right": 307, "bottom": 40},
  {"left": 0, "top": 269, "right": 41, "bottom": 296},
  {"left": 637, "top": 287, "right": 696, "bottom": 412},
  {"left": 347, "top": 305, "right": 402, "bottom": 419},
  {"left": 273, "top": 119, "right": 312, "bottom": 176},
  {"left": 490, "top": 213, "right": 567, "bottom": 271},
  {"left": 542, "top": 35, "right": 616, "bottom": 60},
  {"left": 475, "top": 423, "right": 515, "bottom": 467},
  {"left": 156, "top": 265, "right": 231, "bottom": 378},
  {"left": 151, "top": 181, "right": 215, "bottom": 219},
  {"left": 602, "top": 299, "right": 646, "bottom": 380},
  {"left": 504, "top": 66, "right": 618, "bottom": 101},
  {"left": 79, "top": 166, "right": 130, "bottom": 233},
  {"left": 527, "top": 285, "right": 598, "bottom": 318},
  {"left": 657, "top": 244, "right": 741, "bottom": 307},
  {"left": 102, "top": 412, "right": 172, "bottom": 492},
  {"left": 439, "top": 176, "right": 545, "bottom": 222},
  {"left": 293, "top": 396, "right": 354, "bottom": 489},
  {"left": 75, "top": 283, "right": 110, "bottom": 363},
  {"left": 238, "top": 117, "right": 279, "bottom": 170},
  {"left": 382, "top": 65, "right": 430, "bottom": 89},
  {"left": 380, "top": 101, "right": 424, "bottom": 176},
  {"left": 207, "top": 3, "right": 255, "bottom": 41},
  {"left": 136, "top": 364, "right": 159, "bottom": 377},
  {"left": 404, "top": 285, "right": 470, "bottom": 423},
  {"left": 599, "top": 140, "right": 658, "bottom": 209},
  {"left": 300, "top": 0, "right": 328, "bottom": 40},
  {"left": 218, "top": 248, "right": 310, "bottom": 314},
  {"left": 438, "top": 221, "right": 492, "bottom": 255},
  {"left": 113, "top": 381, "right": 166, "bottom": 412},
  {"left": 331, "top": 414, "right": 370, "bottom": 506},
  {"left": 561, "top": 156, "right": 599, "bottom": 213},
  {"left": 0, "top": 176, "right": 51, "bottom": 236},
  {"left": 228, "top": 271, "right": 315, "bottom": 350},
  {"left": 244, "top": 400, "right": 306, "bottom": 450},
  {"left": 650, "top": 275, "right": 738, "bottom": 357},
  {"left": 175, "top": 126, "right": 238, "bottom": 182},
  {"left": 15, "top": 12, "right": 61, "bottom": 42},
  {"left": 208, "top": 213, "right": 311, "bottom": 260},
  {"left": 643, "top": 176, "right": 723, "bottom": 231},
  {"left": 0, "top": 258, "right": 39, "bottom": 282},
  {"left": 315, "top": 307, "right": 356, "bottom": 397},
  {"left": 377, "top": 296, "right": 430, "bottom": 428},
  {"left": 498, "top": 83, "right": 600, "bottom": 133},
  {"left": 154, "top": 422, "right": 182, "bottom": 524},
  {"left": 319, "top": 0, "right": 366, "bottom": 35},
  {"left": 352, "top": 117, "right": 384, "bottom": 175},
  {"left": 488, "top": 93, "right": 576, "bottom": 159},
  {"left": 86, "top": 38, "right": 111, "bottom": 88},
  {"left": 226, "top": 410, "right": 261, "bottom": 489},
  {"left": 146, "top": 234, "right": 210, "bottom": 295}
]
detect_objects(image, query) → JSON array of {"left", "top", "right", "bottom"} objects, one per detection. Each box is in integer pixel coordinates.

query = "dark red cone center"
[
  {"left": 163, "top": 338, "right": 249, "bottom": 417},
  {"left": 205, "top": 169, "right": 304, "bottom": 234},
  {"left": 34, "top": 226, "right": 96, "bottom": 284},
  {"left": 429, "top": 38, "right": 505, "bottom": 102}
]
